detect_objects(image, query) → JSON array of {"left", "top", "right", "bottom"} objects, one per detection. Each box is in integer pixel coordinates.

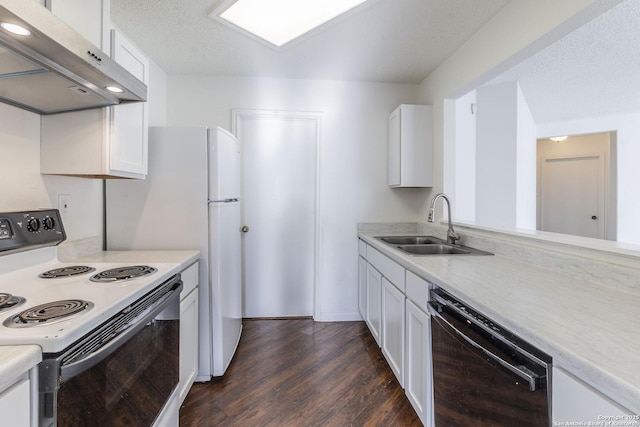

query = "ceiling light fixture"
[
  {"left": 211, "top": 0, "right": 369, "bottom": 48},
  {"left": 549, "top": 136, "right": 568, "bottom": 142},
  {"left": 0, "top": 22, "right": 31, "bottom": 36}
]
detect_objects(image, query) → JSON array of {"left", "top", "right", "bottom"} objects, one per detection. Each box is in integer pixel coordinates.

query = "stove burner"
[
  {"left": 15, "top": 300, "right": 92, "bottom": 325},
  {"left": 0, "top": 292, "right": 25, "bottom": 313},
  {"left": 90, "top": 265, "right": 157, "bottom": 283},
  {"left": 39, "top": 266, "right": 96, "bottom": 278}
]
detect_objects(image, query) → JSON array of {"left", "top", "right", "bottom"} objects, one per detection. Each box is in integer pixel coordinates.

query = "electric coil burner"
[
  {"left": 4, "top": 299, "right": 94, "bottom": 327},
  {"left": 0, "top": 292, "right": 25, "bottom": 313},
  {"left": 90, "top": 265, "right": 157, "bottom": 282},
  {"left": 39, "top": 265, "right": 96, "bottom": 278}
]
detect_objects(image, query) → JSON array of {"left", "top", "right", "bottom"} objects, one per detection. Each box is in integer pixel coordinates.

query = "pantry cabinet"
[
  {"left": 41, "top": 28, "right": 149, "bottom": 179},
  {"left": 553, "top": 367, "right": 638, "bottom": 425},
  {"left": 388, "top": 104, "right": 433, "bottom": 188}
]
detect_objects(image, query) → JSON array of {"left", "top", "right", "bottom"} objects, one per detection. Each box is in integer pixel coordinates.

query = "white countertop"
[
  {"left": 0, "top": 345, "right": 41, "bottom": 392},
  {"left": 359, "top": 230, "right": 640, "bottom": 414}
]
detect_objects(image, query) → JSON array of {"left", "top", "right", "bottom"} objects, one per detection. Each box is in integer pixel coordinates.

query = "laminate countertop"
[
  {"left": 359, "top": 231, "right": 640, "bottom": 414},
  {"left": 0, "top": 345, "right": 41, "bottom": 392}
]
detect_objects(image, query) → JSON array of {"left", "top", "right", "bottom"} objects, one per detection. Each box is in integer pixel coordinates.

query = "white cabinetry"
[
  {"left": 365, "top": 263, "right": 382, "bottom": 346},
  {"left": 405, "top": 271, "right": 433, "bottom": 427},
  {"left": 381, "top": 277, "right": 405, "bottom": 387},
  {"left": 358, "top": 256, "right": 367, "bottom": 319},
  {"left": 41, "top": 28, "right": 149, "bottom": 179},
  {"left": 44, "top": 0, "right": 110, "bottom": 52},
  {"left": 0, "top": 376, "right": 31, "bottom": 427},
  {"left": 388, "top": 104, "right": 433, "bottom": 188},
  {"left": 178, "top": 262, "right": 199, "bottom": 405},
  {"left": 553, "top": 367, "right": 638, "bottom": 425}
]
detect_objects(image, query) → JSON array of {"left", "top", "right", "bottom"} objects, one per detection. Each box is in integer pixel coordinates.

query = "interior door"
[
  {"left": 234, "top": 110, "right": 319, "bottom": 318},
  {"left": 540, "top": 154, "right": 605, "bottom": 239}
]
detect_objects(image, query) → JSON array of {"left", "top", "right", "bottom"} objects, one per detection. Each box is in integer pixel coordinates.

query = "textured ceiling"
[
  {"left": 110, "top": 0, "right": 509, "bottom": 84},
  {"left": 485, "top": 0, "right": 640, "bottom": 124}
]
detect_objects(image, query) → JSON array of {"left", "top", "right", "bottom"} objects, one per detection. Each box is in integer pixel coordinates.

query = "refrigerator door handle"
[{"left": 208, "top": 198, "right": 240, "bottom": 203}]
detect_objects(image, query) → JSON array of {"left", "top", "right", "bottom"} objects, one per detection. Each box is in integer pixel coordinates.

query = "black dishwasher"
[{"left": 428, "top": 287, "right": 552, "bottom": 427}]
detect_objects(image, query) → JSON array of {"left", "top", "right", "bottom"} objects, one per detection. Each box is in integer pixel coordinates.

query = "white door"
[
  {"left": 540, "top": 154, "right": 605, "bottom": 239},
  {"left": 234, "top": 110, "right": 319, "bottom": 318}
]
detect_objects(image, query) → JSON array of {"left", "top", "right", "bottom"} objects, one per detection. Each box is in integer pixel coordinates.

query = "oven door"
[
  {"left": 39, "top": 276, "right": 182, "bottom": 427},
  {"left": 429, "top": 302, "right": 550, "bottom": 427}
]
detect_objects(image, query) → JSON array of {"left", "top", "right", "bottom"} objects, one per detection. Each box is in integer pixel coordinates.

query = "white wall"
[
  {"left": 418, "top": 0, "right": 619, "bottom": 219},
  {"left": 0, "top": 104, "right": 103, "bottom": 242},
  {"left": 166, "top": 75, "right": 424, "bottom": 320}
]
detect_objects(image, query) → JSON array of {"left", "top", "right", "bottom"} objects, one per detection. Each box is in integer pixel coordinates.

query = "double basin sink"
[{"left": 375, "top": 235, "right": 493, "bottom": 256}]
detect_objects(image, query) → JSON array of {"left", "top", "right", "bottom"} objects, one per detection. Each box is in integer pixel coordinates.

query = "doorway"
[
  {"left": 233, "top": 110, "right": 320, "bottom": 318},
  {"left": 537, "top": 132, "right": 616, "bottom": 240}
]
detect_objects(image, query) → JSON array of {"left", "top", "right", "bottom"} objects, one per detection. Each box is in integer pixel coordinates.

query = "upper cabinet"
[
  {"left": 41, "top": 23, "right": 150, "bottom": 179},
  {"left": 388, "top": 104, "right": 433, "bottom": 188},
  {"left": 44, "top": 0, "right": 110, "bottom": 53}
]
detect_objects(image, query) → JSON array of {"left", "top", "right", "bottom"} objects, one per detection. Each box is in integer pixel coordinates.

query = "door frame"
[{"left": 231, "top": 109, "right": 322, "bottom": 319}]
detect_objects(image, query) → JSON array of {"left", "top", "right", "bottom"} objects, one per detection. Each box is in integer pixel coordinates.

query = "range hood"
[{"left": 0, "top": 0, "right": 146, "bottom": 115}]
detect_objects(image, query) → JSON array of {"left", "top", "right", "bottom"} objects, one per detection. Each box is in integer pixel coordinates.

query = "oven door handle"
[
  {"left": 60, "top": 285, "right": 181, "bottom": 381},
  {"left": 430, "top": 306, "right": 542, "bottom": 392}
]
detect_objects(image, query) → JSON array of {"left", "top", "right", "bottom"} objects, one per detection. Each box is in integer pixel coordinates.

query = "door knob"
[
  {"left": 591, "top": 215, "right": 598, "bottom": 220},
  {"left": 241, "top": 225, "right": 250, "bottom": 232}
]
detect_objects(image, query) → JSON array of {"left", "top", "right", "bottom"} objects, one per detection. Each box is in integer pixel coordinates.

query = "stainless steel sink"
[
  {"left": 396, "top": 244, "right": 471, "bottom": 255},
  {"left": 378, "top": 235, "right": 443, "bottom": 245},
  {"left": 374, "top": 235, "right": 493, "bottom": 256}
]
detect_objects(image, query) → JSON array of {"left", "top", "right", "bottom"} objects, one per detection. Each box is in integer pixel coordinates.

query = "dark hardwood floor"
[{"left": 179, "top": 319, "right": 422, "bottom": 426}]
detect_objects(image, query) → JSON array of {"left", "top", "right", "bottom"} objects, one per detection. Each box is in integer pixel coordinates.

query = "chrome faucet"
[{"left": 428, "top": 193, "right": 459, "bottom": 245}]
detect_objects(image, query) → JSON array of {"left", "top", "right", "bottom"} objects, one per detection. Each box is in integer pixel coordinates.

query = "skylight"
[{"left": 211, "top": 0, "right": 369, "bottom": 48}]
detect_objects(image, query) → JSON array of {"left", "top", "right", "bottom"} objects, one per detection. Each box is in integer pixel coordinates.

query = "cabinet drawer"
[
  {"left": 358, "top": 239, "right": 367, "bottom": 257},
  {"left": 181, "top": 262, "right": 199, "bottom": 297},
  {"left": 406, "top": 270, "right": 430, "bottom": 309},
  {"left": 367, "top": 246, "right": 405, "bottom": 291}
]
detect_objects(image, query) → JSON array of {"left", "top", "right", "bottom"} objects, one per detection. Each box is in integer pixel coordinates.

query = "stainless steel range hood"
[{"left": 0, "top": 0, "right": 146, "bottom": 115}]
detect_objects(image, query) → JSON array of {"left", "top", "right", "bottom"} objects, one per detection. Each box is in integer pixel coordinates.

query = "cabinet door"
[
  {"left": 110, "top": 28, "right": 149, "bottom": 176},
  {"left": 0, "top": 378, "right": 31, "bottom": 427},
  {"left": 405, "top": 300, "right": 433, "bottom": 426},
  {"left": 178, "top": 288, "right": 199, "bottom": 405},
  {"left": 45, "top": 0, "right": 109, "bottom": 50},
  {"left": 358, "top": 256, "right": 367, "bottom": 319},
  {"left": 382, "top": 278, "right": 405, "bottom": 387},
  {"left": 388, "top": 107, "right": 401, "bottom": 186},
  {"left": 553, "top": 367, "right": 637, "bottom": 425},
  {"left": 366, "top": 263, "right": 382, "bottom": 346}
]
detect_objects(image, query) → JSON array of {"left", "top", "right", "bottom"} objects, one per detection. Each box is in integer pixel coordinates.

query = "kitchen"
[{"left": 0, "top": 0, "right": 639, "bottom": 426}]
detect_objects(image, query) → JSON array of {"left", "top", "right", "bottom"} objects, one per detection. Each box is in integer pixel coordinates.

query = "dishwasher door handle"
[{"left": 431, "top": 309, "right": 542, "bottom": 391}]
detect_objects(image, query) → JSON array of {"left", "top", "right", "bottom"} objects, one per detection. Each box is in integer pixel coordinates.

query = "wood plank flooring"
[{"left": 179, "top": 319, "right": 422, "bottom": 426}]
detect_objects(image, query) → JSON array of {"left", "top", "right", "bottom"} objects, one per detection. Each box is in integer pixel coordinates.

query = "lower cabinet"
[
  {"left": 382, "top": 278, "right": 405, "bottom": 387},
  {"left": 405, "top": 300, "right": 433, "bottom": 427},
  {"left": 553, "top": 367, "right": 638, "bottom": 425},
  {"left": 0, "top": 375, "right": 31, "bottom": 427},
  {"left": 358, "top": 256, "right": 367, "bottom": 319},
  {"left": 365, "top": 263, "right": 382, "bottom": 345},
  {"left": 178, "top": 262, "right": 199, "bottom": 406}
]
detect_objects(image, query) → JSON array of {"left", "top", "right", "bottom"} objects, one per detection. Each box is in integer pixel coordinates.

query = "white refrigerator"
[{"left": 106, "top": 126, "right": 242, "bottom": 379}]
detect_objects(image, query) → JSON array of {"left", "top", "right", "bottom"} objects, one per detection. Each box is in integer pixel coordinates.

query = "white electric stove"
[{"left": 0, "top": 209, "right": 183, "bottom": 426}]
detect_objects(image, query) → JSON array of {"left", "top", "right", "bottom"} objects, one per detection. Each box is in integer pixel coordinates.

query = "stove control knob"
[
  {"left": 27, "top": 217, "right": 41, "bottom": 232},
  {"left": 43, "top": 217, "right": 56, "bottom": 230}
]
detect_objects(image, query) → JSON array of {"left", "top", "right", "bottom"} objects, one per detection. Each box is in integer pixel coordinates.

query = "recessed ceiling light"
[
  {"left": 212, "top": 0, "right": 369, "bottom": 48},
  {"left": 1, "top": 22, "right": 31, "bottom": 36},
  {"left": 549, "top": 136, "right": 568, "bottom": 142}
]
